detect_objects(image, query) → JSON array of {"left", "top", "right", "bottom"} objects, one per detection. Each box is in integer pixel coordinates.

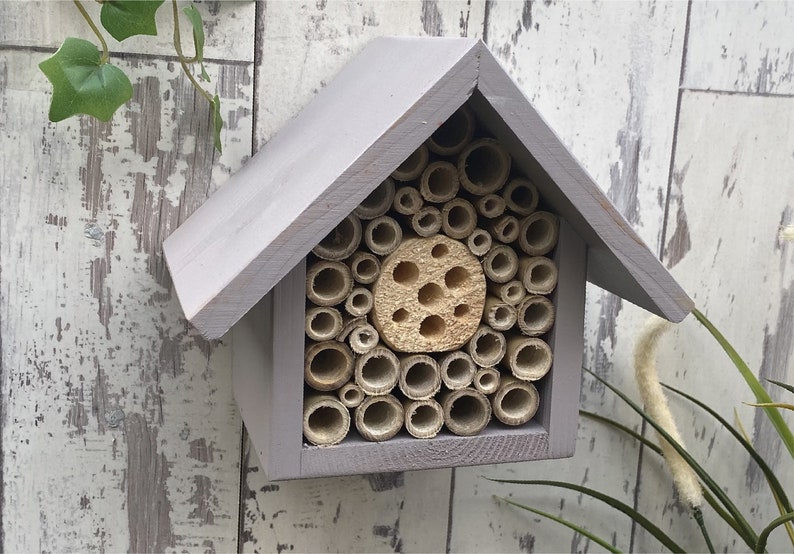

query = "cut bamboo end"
[
  {"left": 348, "top": 251, "right": 381, "bottom": 285},
  {"left": 392, "top": 144, "right": 429, "bottom": 182},
  {"left": 426, "top": 105, "right": 475, "bottom": 156},
  {"left": 518, "top": 211, "right": 560, "bottom": 256},
  {"left": 306, "top": 260, "right": 354, "bottom": 307},
  {"left": 475, "top": 194, "right": 506, "bottom": 218},
  {"left": 311, "top": 213, "right": 362, "bottom": 261},
  {"left": 516, "top": 295, "right": 555, "bottom": 336},
  {"left": 505, "top": 336, "right": 552, "bottom": 381},
  {"left": 411, "top": 206, "right": 443, "bottom": 237},
  {"left": 304, "top": 341, "right": 354, "bottom": 391},
  {"left": 354, "top": 177, "right": 396, "bottom": 220},
  {"left": 488, "top": 214, "right": 520, "bottom": 244},
  {"left": 441, "top": 198, "right": 477, "bottom": 239},
  {"left": 488, "top": 279, "right": 526, "bottom": 306},
  {"left": 467, "top": 324, "right": 507, "bottom": 367},
  {"left": 502, "top": 178, "right": 539, "bottom": 216},
  {"left": 364, "top": 215, "right": 403, "bottom": 256},
  {"left": 458, "top": 138, "right": 511, "bottom": 196},
  {"left": 439, "top": 350, "right": 477, "bottom": 390},
  {"left": 303, "top": 394, "right": 351, "bottom": 446},
  {"left": 441, "top": 389, "right": 491, "bottom": 436},
  {"left": 305, "top": 306, "right": 344, "bottom": 341},
  {"left": 403, "top": 399, "right": 444, "bottom": 439},
  {"left": 420, "top": 161, "right": 460, "bottom": 203},
  {"left": 337, "top": 382, "right": 365, "bottom": 408},
  {"left": 483, "top": 296, "right": 518, "bottom": 331},
  {"left": 355, "top": 345, "right": 400, "bottom": 395},
  {"left": 492, "top": 376, "right": 540, "bottom": 425},
  {"left": 393, "top": 186, "right": 424, "bottom": 215},
  {"left": 348, "top": 323, "right": 379, "bottom": 354},
  {"left": 344, "top": 287, "right": 374, "bottom": 317},
  {"left": 399, "top": 354, "right": 441, "bottom": 400},
  {"left": 355, "top": 394, "right": 404, "bottom": 442},
  {"left": 467, "top": 228, "right": 492, "bottom": 257},
  {"left": 483, "top": 244, "right": 519, "bottom": 283},
  {"left": 519, "top": 256, "right": 558, "bottom": 295},
  {"left": 473, "top": 367, "right": 501, "bottom": 395},
  {"left": 371, "top": 235, "right": 487, "bottom": 353}
]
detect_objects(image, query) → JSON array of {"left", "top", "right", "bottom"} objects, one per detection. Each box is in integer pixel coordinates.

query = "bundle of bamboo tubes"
[{"left": 302, "top": 103, "right": 560, "bottom": 446}]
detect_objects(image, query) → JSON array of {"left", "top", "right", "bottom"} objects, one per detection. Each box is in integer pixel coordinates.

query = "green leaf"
[
  {"left": 746, "top": 401, "right": 794, "bottom": 412},
  {"left": 39, "top": 37, "right": 133, "bottom": 122},
  {"left": 211, "top": 94, "right": 223, "bottom": 153},
  {"left": 756, "top": 512, "right": 794, "bottom": 553},
  {"left": 100, "top": 0, "right": 165, "bottom": 41},
  {"left": 182, "top": 4, "right": 210, "bottom": 80},
  {"left": 767, "top": 379, "right": 794, "bottom": 395}
]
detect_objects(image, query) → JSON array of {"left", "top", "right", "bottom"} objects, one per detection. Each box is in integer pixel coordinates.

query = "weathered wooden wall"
[{"left": 1, "top": 1, "right": 792, "bottom": 552}]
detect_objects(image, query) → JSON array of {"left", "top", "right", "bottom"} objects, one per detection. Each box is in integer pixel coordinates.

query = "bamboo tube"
[
  {"left": 399, "top": 354, "right": 441, "bottom": 400},
  {"left": 488, "top": 214, "right": 520, "bottom": 244},
  {"left": 311, "top": 213, "right": 362, "bottom": 261},
  {"left": 337, "top": 315, "right": 367, "bottom": 341},
  {"left": 426, "top": 105, "right": 475, "bottom": 156},
  {"left": 467, "top": 324, "right": 507, "bottom": 367},
  {"left": 337, "top": 382, "right": 365, "bottom": 409},
  {"left": 410, "top": 206, "right": 442, "bottom": 237},
  {"left": 420, "top": 161, "right": 460, "bottom": 203},
  {"left": 355, "top": 394, "right": 404, "bottom": 442},
  {"left": 303, "top": 394, "right": 350, "bottom": 446},
  {"left": 348, "top": 251, "right": 380, "bottom": 285},
  {"left": 364, "top": 215, "right": 403, "bottom": 256},
  {"left": 403, "top": 399, "right": 444, "bottom": 439},
  {"left": 439, "top": 350, "right": 477, "bottom": 390},
  {"left": 393, "top": 186, "right": 424, "bottom": 215},
  {"left": 483, "top": 296, "right": 518, "bottom": 332},
  {"left": 467, "top": 228, "right": 492, "bottom": 257},
  {"left": 348, "top": 322, "right": 379, "bottom": 354},
  {"left": 391, "top": 144, "right": 429, "bottom": 182},
  {"left": 482, "top": 244, "right": 519, "bottom": 283},
  {"left": 492, "top": 375, "right": 540, "bottom": 425},
  {"left": 516, "top": 295, "right": 555, "bottom": 336},
  {"left": 344, "top": 287, "right": 374, "bottom": 317},
  {"left": 441, "top": 198, "right": 477, "bottom": 239},
  {"left": 355, "top": 345, "right": 400, "bottom": 395},
  {"left": 473, "top": 367, "right": 501, "bottom": 395},
  {"left": 457, "top": 138, "right": 511, "bottom": 196},
  {"left": 306, "top": 260, "right": 353, "bottom": 307},
  {"left": 505, "top": 336, "right": 552, "bottom": 381},
  {"left": 354, "top": 177, "right": 395, "bottom": 220},
  {"left": 305, "top": 306, "right": 343, "bottom": 341},
  {"left": 518, "top": 211, "right": 560, "bottom": 256},
  {"left": 304, "top": 341, "right": 354, "bottom": 391},
  {"left": 476, "top": 193, "right": 506, "bottom": 219},
  {"left": 502, "top": 178, "right": 539, "bottom": 216},
  {"left": 441, "top": 388, "right": 492, "bottom": 436},
  {"left": 519, "top": 256, "right": 558, "bottom": 295},
  {"left": 488, "top": 279, "right": 526, "bottom": 306}
]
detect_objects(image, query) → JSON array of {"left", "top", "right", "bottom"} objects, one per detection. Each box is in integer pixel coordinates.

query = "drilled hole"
[
  {"left": 393, "top": 261, "right": 419, "bottom": 285},
  {"left": 419, "top": 315, "right": 446, "bottom": 339},
  {"left": 431, "top": 243, "right": 449, "bottom": 258},
  {"left": 444, "top": 266, "right": 469, "bottom": 289},
  {"left": 454, "top": 304, "right": 469, "bottom": 317},
  {"left": 418, "top": 282, "right": 444, "bottom": 306},
  {"left": 392, "top": 308, "right": 410, "bottom": 324}
]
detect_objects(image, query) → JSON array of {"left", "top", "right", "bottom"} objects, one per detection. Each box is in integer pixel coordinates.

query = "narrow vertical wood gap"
[
  {"left": 444, "top": 467, "right": 456, "bottom": 553},
  {"left": 481, "top": 0, "right": 493, "bottom": 45}
]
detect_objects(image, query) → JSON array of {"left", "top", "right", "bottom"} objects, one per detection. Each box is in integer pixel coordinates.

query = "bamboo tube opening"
[
  {"left": 483, "top": 245, "right": 518, "bottom": 283},
  {"left": 349, "top": 323, "right": 379, "bottom": 354},
  {"left": 355, "top": 395, "right": 404, "bottom": 442},
  {"left": 441, "top": 198, "right": 477, "bottom": 239},
  {"left": 354, "top": 177, "right": 396, "bottom": 220},
  {"left": 393, "top": 186, "right": 423, "bottom": 215},
  {"left": 517, "top": 295, "right": 555, "bottom": 336},
  {"left": 365, "top": 216, "right": 403, "bottom": 256},
  {"left": 305, "top": 306, "right": 343, "bottom": 341},
  {"left": 519, "top": 256, "right": 558, "bottom": 295},
  {"left": 503, "top": 178, "right": 539, "bottom": 216},
  {"left": 467, "top": 325, "right": 506, "bottom": 366},
  {"left": 476, "top": 194, "right": 506, "bottom": 218},
  {"left": 399, "top": 354, "right": 441, "bottom": 400},
  {"left": 306, "top": 260, "right": 353, "bottom": 306},
  {"left": 488, "top": 215, "right": 520, "bottom": 244},
  {"left": 442, "top": 389, "right": 491, "bottom": 436},
  {"left": 488, "top": 280, "right": 526, "bottom": 306},
  {"left": 440, "top": 351, "right": 476, "bottom": 390},
  {"left": 426, "top": 106, "right": 474, "bottom": 155},
  {"left": 345, "top": 287, "right": 374, "bottom": 317},
  {"left": 403, "top": 399, "right": 444, "bottom": 439},
  {"left": 518, "top": 211, "right": 559, "bottom": 256},
  {"left": 304, "top": 341, "right": 354, "bottom": 391},
  {"left": 467, "top": 228, "right": 492, "bottom": 257},
  {"left": 483, "top": 296, "right": 518, "bottom": 331},
  {"left": 420, "top": 161, "right": 460, "bottom": 203},
  {"left": 392, "top": 144, "right": 429, "bottom": 182},
  {"left": 506, "top": 337, "right": 552, "bottom": 380},
  {"left": 303, "top": 395, "right": 350, "bottom": 446},
  {"left": 473, "top": 367, "right": 500, "bottom": 395},
  {"left": 492, "top": 376, "right": 540, "bottom": 425},
  {"left": 348, "top": 251, "right": 380, "bottom": 285},
  {"left": 312, "top": 213, "right": 362, "bottom": 261},
  {"left": 338, "top": 382, "right": 365, "bottom": 408},
  {"left": 411, "top": 206, "right": 442, "bottom": 237},
  {"left": 458, "top": 138, "right": 511, "bottom": 196},
  {"left": 355, "top": 346, "right": 399, "bottom": 395}
]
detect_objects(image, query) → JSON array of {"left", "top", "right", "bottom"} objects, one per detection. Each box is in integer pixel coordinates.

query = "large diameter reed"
[
  {"left": 355, "top": 394, "right": 404, "bottom": 442},
  {"left": 393, "top": 186, "right": 423, "bottom": 215},
  {"left": 426, "top": 105, "right": 474, "bottom": 155},
  {"left": 518, "top": 211, "right": 559, "bottom": 256},
  {"left": 420, "top": 161, "right": 460, "bottom": 203},
  {"left": 303, "top": 394, "right": 350, "bottom": 446},
  {"left": 311, "top": 213, "right": 362, "bottom": 261},
  {"left": 519, "top": 256, "right": 558, "bottom": 295},
  {"left": 441, "top": 198, "right": 477, "bottom": 239},
  {"left": 439, "top": 350, "right": 477, "bottom": 390},
  {"left": 467, "top": 324, "right": 506, "bottom": 367},
  {"left": 441, "top": 388, "right": 491, "bottom": 436},
  {"left": 306, "top": 260, "right": 353, "bottom": 306},
  {"left": 355, "top": 346, "right": 400, "bottom": 395},
  {"left": 364, "top": 215, "right": 403, "bottom": 256},
  {"left": 492, "top": 376, "right": 540, "bottom": 426},
  {"left": 391, "top": 144, "right": 429, "bottom": 181},
  {"left": 517, "top": 295, "right": 555, "bottom": 336},
  {"left": 473, "top": 367, "right": 501, "bottom": 395},
  {"left": 483, "top": 244, "right": 519, "bottom": 283},
  {"left": 399, "top": 354, "right": 441, "bottom": 400},
  {"left": 502, "top": 178, "right": 539, "bottom": 216},
  {"left": 505, "top": 336, "right": 552, "bottom": 381},
  {"left": 337, "top": 382, "right": 365, "bottom": 408},
  {"left": 348, "top": 251, "right": 380, "bottom": 285},
  {"left": 354, "top": 177, "right": 395, "bottom": 220},
  {"left": 403, "top": 399, "right": 444, "bottom": 439},
  {"left": 483, "top": 296, "right": 518, "bottom": 331},
  {"left": 457, "top": 138, "right": 511, "bottom": 195},
  {"left": 305, "top": 306, "right": 343, "bottom": 341},
  {"left": 304, "top": 341, "right": 354, "bottom": 391}
]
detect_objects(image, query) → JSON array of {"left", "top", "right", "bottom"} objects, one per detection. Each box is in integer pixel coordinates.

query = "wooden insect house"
[{"left": 163, "top": 37, "right": 692, "bottom": 480}]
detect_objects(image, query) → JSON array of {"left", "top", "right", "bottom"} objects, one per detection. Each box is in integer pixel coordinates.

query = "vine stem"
[
  {"left": 73, "top": 0, "right": 109, "bottom": 64},
  {"left": 171, "top": 0, "right": 213, "bottom": 104}
]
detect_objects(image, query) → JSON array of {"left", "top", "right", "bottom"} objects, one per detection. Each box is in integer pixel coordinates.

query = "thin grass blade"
[
  {"left": 745, "top": 402, "right": 794, "bottom": 412},
  {"left": 767, "top": 379, "right": 794, "bottom": 395},
  {"left": 756, "top": 512, "right": 794, "bottom": 553}
]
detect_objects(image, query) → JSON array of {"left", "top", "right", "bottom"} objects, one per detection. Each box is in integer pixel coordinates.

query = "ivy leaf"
[
  {"left": 211, "top": 94, "right": 223, "bottom": 154},
  {"left": 100, "top": 0, "right": 165, "bottom": 41},
  {"left": 39, "top": 37, "right": 133, "bottom": 122}
]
